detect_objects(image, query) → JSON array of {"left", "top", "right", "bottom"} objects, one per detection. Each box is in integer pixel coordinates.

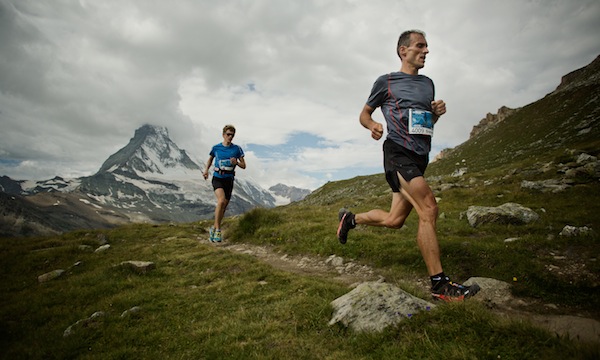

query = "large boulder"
[
  {"left": 466, "top": 203, "right": 539, "bottom": 227},
  {"left": 329, "top": 281, "right": 435, "bottom": 332}
]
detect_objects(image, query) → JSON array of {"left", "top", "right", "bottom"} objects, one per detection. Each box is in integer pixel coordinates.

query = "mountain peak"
[{"left": 97, "top": 124, "right": 200, "bottom": 176}]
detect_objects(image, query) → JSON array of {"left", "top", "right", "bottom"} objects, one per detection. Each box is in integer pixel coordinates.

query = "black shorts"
[
  {"left": 212, "top": 176, "right": 235, "bottom": 200},
  {"left": 383, "top": 139, "right": 429, "bottom": 192}
]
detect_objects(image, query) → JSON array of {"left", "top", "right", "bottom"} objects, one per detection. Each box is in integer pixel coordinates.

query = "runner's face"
[
  {"left": 402, "top": 33, "right": 429, "bottom": 69},
  {"left": 222, "top": 131, "right": 235, "bottom": 145}
]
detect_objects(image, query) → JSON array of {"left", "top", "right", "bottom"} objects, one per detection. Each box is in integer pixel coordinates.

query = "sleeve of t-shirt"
[
  {"left": 237, "top": 146, "right": 245, "bottom": 158},
  {"left": 366, "top": 74, "right": 388, "bottom": 109}
]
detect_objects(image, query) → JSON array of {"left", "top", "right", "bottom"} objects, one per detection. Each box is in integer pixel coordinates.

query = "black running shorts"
[
  {"left": 383, "top": 139, "right": 429, "bottom": 192},
  {"left": 212, "top": 176, "right": 235, "bottom": 200}
]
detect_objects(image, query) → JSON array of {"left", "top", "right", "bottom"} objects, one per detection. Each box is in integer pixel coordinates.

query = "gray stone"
[
  {"left": 63, "top": 311, "right": 106, "bottom": 337},
  {"left": 94, "top": 244, "right": 111, "bottom": 253},
  {"left": 119, "top": 261, "right": 156, "bottom": 274},
  {"left": 466, "top": 203, "right": 539, "bottom": 227},
  {"left": 464, "top": 277, "right": 512, "bottom": 307},
  {"left": 38, "top": 269, "right": 65, "bottom": 283},
  {"left": 329, "top": 281, "right": 435, "bottom": 332},
  {"left": 559, "top": 225, "right": 594, "bottom": 237}
]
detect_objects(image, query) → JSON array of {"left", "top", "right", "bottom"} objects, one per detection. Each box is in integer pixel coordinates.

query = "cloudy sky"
[{"left": 1, "top": 0, "right": 599, "bottom": 190}]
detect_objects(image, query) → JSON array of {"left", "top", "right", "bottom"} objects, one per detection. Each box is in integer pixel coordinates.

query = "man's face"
[{"left": 401, "top": 33, "right": 429, "bottom": 69}]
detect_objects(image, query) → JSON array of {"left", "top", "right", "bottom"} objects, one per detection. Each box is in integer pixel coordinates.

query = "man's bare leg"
[
  {"left": 396, "top": 174, "right": 442, "bottom": 276},
  {"left": 213, "top": 188, "right": 229, "bottom": 230}
]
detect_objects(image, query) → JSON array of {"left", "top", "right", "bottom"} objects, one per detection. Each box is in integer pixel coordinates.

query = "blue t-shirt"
[
  {"left": 366, "top": 72, "right": 436, "bottom": 155},
  {"left": 209, "top": 143, "right": 244, "bottom": 179}
]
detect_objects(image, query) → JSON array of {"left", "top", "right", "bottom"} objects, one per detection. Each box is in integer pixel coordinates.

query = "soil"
[{"left": 200, "top": 236, "right": 600, "bottom": 344}]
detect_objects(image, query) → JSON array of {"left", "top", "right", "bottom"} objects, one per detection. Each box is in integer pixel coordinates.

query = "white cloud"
[{"left": 1, "top": 0, "right": 599, "bottom": 191}]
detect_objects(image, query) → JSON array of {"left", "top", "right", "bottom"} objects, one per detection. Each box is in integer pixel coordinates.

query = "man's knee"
[{"left": 421, "top": 203, "right": 439, "bottom": 222}]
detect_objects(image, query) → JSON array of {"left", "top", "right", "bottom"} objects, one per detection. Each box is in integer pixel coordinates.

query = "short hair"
[
  {"left": 222, "top": 124, "right": 236, "bottom": 133},
  {"left": 396, "top": 29, "right": 426, "bottom": 58}
]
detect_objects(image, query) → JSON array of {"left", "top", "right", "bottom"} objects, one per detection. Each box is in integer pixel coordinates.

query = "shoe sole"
[
  {"left": 337, "top": 213, "right": 348, "bottom": 244},
  {"left": 432, "top": 283, "right": 481, "bottom": 302}
]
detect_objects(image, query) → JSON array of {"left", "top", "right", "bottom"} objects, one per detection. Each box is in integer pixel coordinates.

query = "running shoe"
[
  {"left": 337, "top": 208, "right": 355, "bottom": 245},
  {"left": 209, "top": 227, "right": 215, "bottom": 242},
  {"left": 431, "top": 281, "right": 481, "bottom": 302},
  {"left": 213, "top": 229, "right": 222, "bottom": 243}
]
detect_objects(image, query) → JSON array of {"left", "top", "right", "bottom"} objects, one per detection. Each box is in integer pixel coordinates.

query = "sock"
[{"left": 430, "top": 272, "right": 450, "bottom": 291}]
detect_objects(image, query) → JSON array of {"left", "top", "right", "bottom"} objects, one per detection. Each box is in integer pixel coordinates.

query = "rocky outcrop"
[
  {"left": 555, "top": 54, "right": 600, "bottom": 93},
  {"left": 470, "top": 106, "right": 519, "bottom": 139}
]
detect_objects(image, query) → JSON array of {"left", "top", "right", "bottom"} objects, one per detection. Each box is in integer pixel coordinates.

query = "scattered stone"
[
  {"left": 329, "top": 281, "right": 435, "bottom": 332},
  {"left": 95, "top": 244, "right": 111, "bottom": 253},
  {"left": 120, "top": 306, "right": 142, "bottom": 318},
  {"left": 520, "top": 179, "right": 571, "bottom": 193},
  {"left": 504, "top": 237, "right": 521, "bottom": 243},
  {"left": 63, "top": 311, "right": 106, "bottom": 337},
  {"left": 38, "top": 269, "right": 65, "bottom": 283},
  {"left": 464, "top": 277, "right": 512, "bottom": 307},
  {"left": 78, "top": 245, "right": 93, "bottom": 251},
  {"left": 559, "top": 225, "right": 594, "bottom": 237},
  {"left": 451, "top": 167, "right": 468, "bottom": 177},
  {"left": 325, "top": 255, "right": 344, "bottom": 267},
  {"left": 466, "top": 203, "right": 539, "bottom": 227},
  {"left": 119, "top": 261, "right": 156, "bottom": 274}
]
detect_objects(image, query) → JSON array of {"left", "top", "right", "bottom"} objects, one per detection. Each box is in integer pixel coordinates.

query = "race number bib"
[
  {"left": 217, "top": 159, "right": 234, "bottom": 171},
  {"left": 408, "top": 109, "right": 434, "bottom": 136}
]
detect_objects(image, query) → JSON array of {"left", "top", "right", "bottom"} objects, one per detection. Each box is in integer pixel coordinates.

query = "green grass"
[{"left": 1, "top": 223, "right": 598, "bottom": 359}]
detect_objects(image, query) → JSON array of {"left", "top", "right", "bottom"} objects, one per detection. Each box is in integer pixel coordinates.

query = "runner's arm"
[
  {"left": 360, "top": 104, "right": 384, "bottom": 140},
  {"left": 233, "top": 156, "right": 246, "bottom": 169},
  {"left": 203, "top": 155, "right": 214, "bottom": 179}
]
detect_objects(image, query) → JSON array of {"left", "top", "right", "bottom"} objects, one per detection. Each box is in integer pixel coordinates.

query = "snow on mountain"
[{"left": 1, "top": 125, "right": 308, "bottom": 234}]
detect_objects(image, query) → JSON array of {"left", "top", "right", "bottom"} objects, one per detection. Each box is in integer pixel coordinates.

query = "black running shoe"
[
  {"left": 431, "top": 281, "right": 480, "bottom": 302},
  {"left": 337, "top": 208, "right": 355, "bottom": 245}
]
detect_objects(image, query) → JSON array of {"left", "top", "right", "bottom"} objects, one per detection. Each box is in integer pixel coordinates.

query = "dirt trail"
[{"left": 200, "top": 236, "right": 600, "bottom": 344}]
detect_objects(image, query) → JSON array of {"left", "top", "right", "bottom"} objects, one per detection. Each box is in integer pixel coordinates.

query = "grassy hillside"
[{"left": 1, "top": 223, "right": 598, "bottom": 359}]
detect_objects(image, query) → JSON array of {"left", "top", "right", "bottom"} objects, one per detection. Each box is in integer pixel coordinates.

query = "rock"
[
  {"left": 119, "top": 261, "right": 156, "bottom": 274},
  {"left": 451, "top": 168, "right": 468, "bottom": 177},
  {"left": 464, "top": 277, "right": 512, "bottom": 307},
  {"left": 94, "top": 244, "right": 111, "bottom": 253},
  {"left": 38, "top": 269, "right": 65, "bottom": 283},
  {"left": 329, "top": 281, "right": 435, "bottom": 332},
  {"left": 63, "top": 311, "right": 106, "bottom": 337},
  {"left": 559, "top": 225, "right": 594, "bottom": 237},
  {"left": 121, "top": 306, "right": 142, "bottom": 318},
  {"left": 520, "top": 179, "right": 570, "bottom": 193},
  {"left": 326, "top": 255, "right": 344, "bottom": 267},
  {"left": 466, "top": 203, "right": 539, "bottom": 227}
]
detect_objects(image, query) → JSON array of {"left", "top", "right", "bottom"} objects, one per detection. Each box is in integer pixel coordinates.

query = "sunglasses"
[{"left": 224, "top": 133, "right": 235, "bottom": 137}]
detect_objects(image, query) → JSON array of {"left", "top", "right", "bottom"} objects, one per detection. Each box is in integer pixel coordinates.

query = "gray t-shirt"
[{"left": 366, "top": 72, "right": 435, "bottom": 155}]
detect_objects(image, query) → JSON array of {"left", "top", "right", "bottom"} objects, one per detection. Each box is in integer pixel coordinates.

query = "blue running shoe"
[
  {"left": 209, "top": 227, "right": 215, "bottom": 242},
  {"left": 213, "top": 229, "right": 222, "bottom": 243}
]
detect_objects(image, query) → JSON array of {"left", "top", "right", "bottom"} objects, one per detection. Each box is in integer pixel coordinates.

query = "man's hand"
[
  {"left": 370, "top": 122, "right": 384, "bottom": 140},
  {"left": 431, "top": 100, "right": 446, "bottom": 117}
]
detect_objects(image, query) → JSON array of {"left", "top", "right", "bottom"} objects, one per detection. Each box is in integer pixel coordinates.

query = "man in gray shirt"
[{"left": 337, "top": 29, "right": 480, "bottom": 302}]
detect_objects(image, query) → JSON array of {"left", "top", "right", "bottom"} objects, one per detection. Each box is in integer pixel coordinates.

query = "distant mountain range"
[{"left": 0, "top": 125, "right": 310, "bottom": 236}]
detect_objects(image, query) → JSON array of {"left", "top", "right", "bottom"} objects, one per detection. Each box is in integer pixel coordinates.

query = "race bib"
[
  {"left": 217, "top": 159, "right": 234, "bottom": 171},
  {"left": 408, "top": 109, "right": 434, "bottom": 136}
]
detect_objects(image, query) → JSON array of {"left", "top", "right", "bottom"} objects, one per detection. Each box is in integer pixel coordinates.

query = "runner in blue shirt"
[
  {"left": 203, "top": 125, "right": 246, "bottom": 242},
  {"left": 337, "top": 30, "right": 480, "bottom": 302}
]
